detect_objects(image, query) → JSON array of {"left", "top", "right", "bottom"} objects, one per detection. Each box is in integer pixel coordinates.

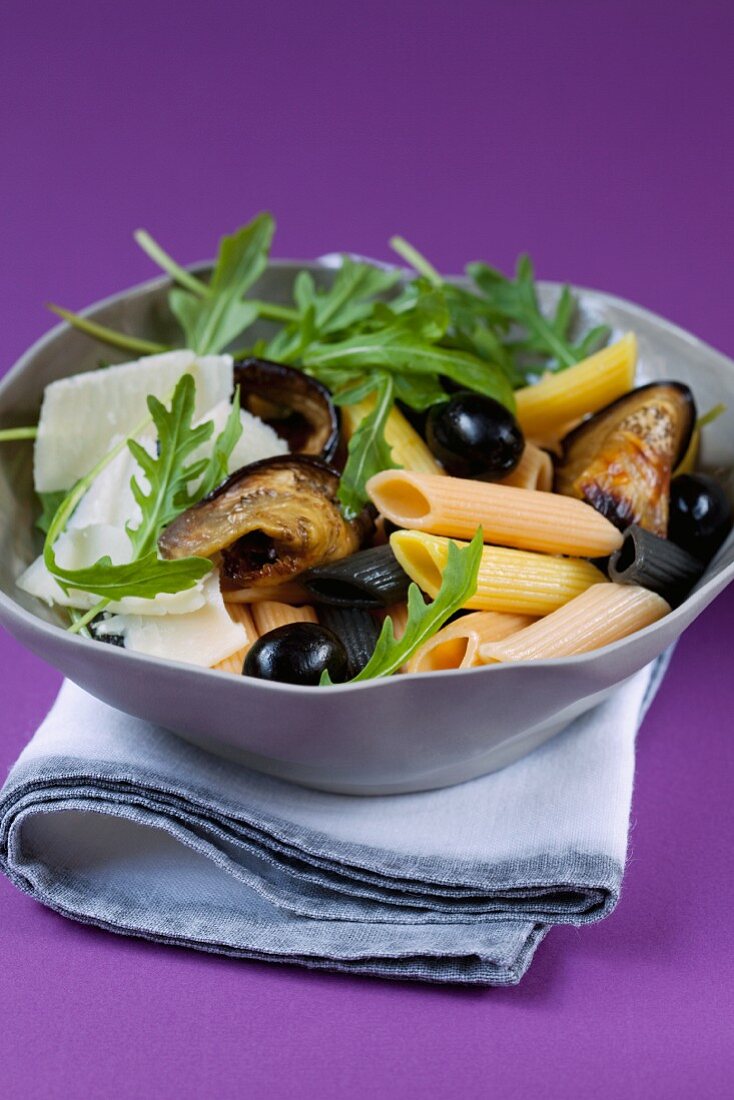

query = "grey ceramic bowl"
[{"left": 1, "top": 262, "right": 733, "bottom": 794}]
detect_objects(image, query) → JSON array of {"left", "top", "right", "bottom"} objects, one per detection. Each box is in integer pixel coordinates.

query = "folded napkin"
[{"left": 0, "top": 659, "right": 668, "bottom": 985}]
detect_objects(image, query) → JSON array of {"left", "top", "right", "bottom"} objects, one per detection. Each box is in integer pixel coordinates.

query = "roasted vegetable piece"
[
  {"left": 554, "top": 382, "right": 695, "bottom": 536},
  {"left": 668, "top": 474, "right": 733, "bottom": 562},
  {"left": 243, "top": 622, "right": 348, "bottom": 685},
  {"left": 158, "top": 455, "right": 373, "bottom": 588},
  {"left": 426, "top": 392, "right": 524, "bottom": 479},
  {"left": 234, "top": 358, "right": 340, "bottom": 461}
]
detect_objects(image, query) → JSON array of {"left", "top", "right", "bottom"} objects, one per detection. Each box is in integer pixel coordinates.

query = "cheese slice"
[
  {"left": 190, "top": 399, "right": 288, "bottom": 477},
  {"left": 98, "top": 571, "right": 248, "bottom": 667},
  {"left": 34, "top": 350, "right": 234, "bottom": 492},
  {"left": 17, "top": 524, "right": 208, "bottom": 616}
]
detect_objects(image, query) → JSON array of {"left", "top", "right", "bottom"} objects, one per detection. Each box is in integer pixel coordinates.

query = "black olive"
[
  {"left": 668, "top": 474, "right": 733, "bottom": 562},
  {"left": 426, "top": 392, "right": 524, "bottom": 479},
  {"left": 242, "top": 622, "right": 348, "bottom": 685}
]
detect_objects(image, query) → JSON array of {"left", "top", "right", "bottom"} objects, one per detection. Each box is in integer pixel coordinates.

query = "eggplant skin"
[
  {"left": 158, "top": 455, "right": 373, "bottom": 588},
  {"left": 555, "top": 382, "right": 695, "bottom": 537},
  {"left": 234, "top": 359, "right": 340, "bottom": 463}
]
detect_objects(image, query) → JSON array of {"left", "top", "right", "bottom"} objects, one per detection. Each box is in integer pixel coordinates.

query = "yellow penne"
[
  {"left": 498, "top": 443, "right": 553, "bottom": 492},
  {"left": 390, "top": 530, "right": 607, "bottom": 615},
  {"left": 674, "top": 426, "right": 699, "bottom": 476},
  {"left": 479, "top": 583, "right": 670, "bottom": 662},
  {"left": 514, "top": 333, "right": 637, "bottom": 439},
  {"left": 369, "top": 470, "right": 623, "bottom": 556},
  {"left": 252, "top": 601, "right": 319, "bottom": 635},
  {"left": 406, "top": 611, "right": 537, "bottom": 673},
  {"left": 342, "top": 396, "right": 445, "bottom": 476},
  {"left": 212, "top": 603, "right": 258, "bottom": 674}
]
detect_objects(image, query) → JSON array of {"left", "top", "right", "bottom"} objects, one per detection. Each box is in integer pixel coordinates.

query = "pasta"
[
  {"left": 222, "top": 583, "right": 311, "bottom": 605},
  {"left": 406, "top": 611, "right": 537, "bottom": 673},
  {"left": 252, "top": 601, "right": 318, "bottom": 635},
  {"left": 514, "top": 333, "right": 637, "bottom": 439},
  {"left": 608, "top": 524, "right": 704, "bottom": 603},
  {"left": 498, "top": 443, "right": 553, "bottom": 491},
  {"left": 303, "top": 545, "right": 410, "bottom": 607},
  {"left": 368, "top": 470, "right": 624, "bottom": 556},
  {"left": 479, "top": 583, "right": 670, "bottom": 663},
  {"left": 390, "top": 530, "right": 608, "bottom": 615},
  {"left": 317, "top": 605, "right": 380, "bottom": 676},
  {"left": 212, "top": 603, "right": 258, "bottom": 674},
  {"left": 341, "top": 396, "right": 445, "bottom": 476}
]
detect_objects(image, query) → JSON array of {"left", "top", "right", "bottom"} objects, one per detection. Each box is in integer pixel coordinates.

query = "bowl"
[{"left": 1, "top": 262, "right": 733, "bottom": 795}]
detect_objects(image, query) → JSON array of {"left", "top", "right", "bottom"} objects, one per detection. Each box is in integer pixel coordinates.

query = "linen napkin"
[{"left": 0, "top": 658, "right": 668, "bottom": 985}]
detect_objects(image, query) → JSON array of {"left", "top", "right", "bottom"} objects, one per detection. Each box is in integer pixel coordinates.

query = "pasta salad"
[{"left": 2, "top": 214, "right": 731, "bottom": 686}]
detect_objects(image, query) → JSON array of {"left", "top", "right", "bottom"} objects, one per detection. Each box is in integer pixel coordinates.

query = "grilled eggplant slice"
[
  {"left": 159, "top": 455, "right": 373, "bottom": 588},
  {"left": 554, "top": 382, "right": 695, "bottom": 536},
  {"left": 234, "top": 358, "right": 340, "bottom": 462}
]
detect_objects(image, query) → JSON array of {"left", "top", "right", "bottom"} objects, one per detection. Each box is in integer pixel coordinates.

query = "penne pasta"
[
  {"left": 390, "top": 530, "right": 608, "bottom": 615},
  {"left": 369, "top": 470, "right": 623, "bottom": 556},
  {"left": 478, "top": 583, "right": 670, "bottom": 663},
  {"left": 608, "top": 524, "right": 704, "bottom": 603},
  {"left": 252, "top": 601, "right": 319, "bottom": 635},
  {"left": 498, "top": 443, "right": 553, "bottom": 492},
  {"left": 212, "top": 603, "right": 258, "bottom": 675},
  {"left": 303, "top": 545, "right": 410, "bottom": 607},
  {"left": 406, "top": 611, "right": 537, "bottom": 673},
  {"left": 318, "top": 605, "right": 380, "bottom": 677},
  {"left": 514, "top": 333, "right": 637, "bottom": 439},
  {"left": 383, "top": 601, "right": 409, "bottom": 640},
  {"left": 342, "top": 396, "right": 445, "bottom": 476}
]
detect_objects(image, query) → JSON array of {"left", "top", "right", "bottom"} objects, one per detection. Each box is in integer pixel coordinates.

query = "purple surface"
[{"left": 1, "top": 1, "right": 733, "bottom": 1095}]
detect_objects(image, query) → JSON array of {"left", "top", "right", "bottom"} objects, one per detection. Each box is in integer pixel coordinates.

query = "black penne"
[
  {"left": 608, "top": 525, "right": 705, "bottom": 604},
  {"left": 317, "top": 605, "right": 380, "bottom": 677},
  {"left": 302, "top": 545, "right": 410, "bottom": 608}
]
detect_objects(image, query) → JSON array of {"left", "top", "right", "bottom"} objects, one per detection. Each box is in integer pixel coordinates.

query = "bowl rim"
[{"left": 1, "top": 260, "right": 733, "bottom": 695}]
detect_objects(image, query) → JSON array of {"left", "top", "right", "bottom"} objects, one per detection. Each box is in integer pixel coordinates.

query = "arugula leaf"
[
  {"left": 336, "top": 373, "right": 398, "bottom": 519},
  {"left": 196, "top": 386, "right": 244, "bottom": 497},
  {"left": 169, "top": 213, "right": 274, "bottom": 354},
  {"left": 44, "top": 375, "right": 215, "bottom": 604},
  {"left": 125, "top": 375, "right": 214, "bottom": 557},
  {"left": 468, "top": 257, "right": 611, "bottom": 370},
  {"left": 322, "top": 528, "right": 483, "bottom": 684},
  {"left": 302, "top": 297, "right": 516, "bottom": 412},
  {"left": 36, "top": 490, "right": 67, "bottom": 535}
]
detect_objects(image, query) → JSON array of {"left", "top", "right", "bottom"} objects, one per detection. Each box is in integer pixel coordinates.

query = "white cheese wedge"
[
  {"left": 99, "top": 571, "right": 247, "bottom": 667},
  {"left": 34, "top": 350, "right": 234, "bottom": 492},
  {"left": 17, "top": 524, "right": 207, "bottom": 616}
]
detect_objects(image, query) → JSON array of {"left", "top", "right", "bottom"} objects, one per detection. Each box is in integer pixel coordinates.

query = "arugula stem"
[
  {"left": 68, "top": 602, "right": 108, "bottom": 636},
  {"left": 0, "top": 427, "right": 37, "bottom": 441},
  {"left": 526, "top": 314, "right": 577, "bottom": 369},
  {"left": 48, "top": 305, "right": 169, "bottom": 356},
  {"left": 389, "top": 236, "right": 442, "bottom": 287},
  {"left": 134, "top": 230, "right": 210, "bottom": 298},
  {"left": 251, "top": 300, "right": 300, "bottom": 324}
]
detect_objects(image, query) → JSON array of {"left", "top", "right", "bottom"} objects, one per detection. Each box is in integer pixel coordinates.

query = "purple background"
[{"left": 2, "top": 1, "right": 733, "bottom": 1096}]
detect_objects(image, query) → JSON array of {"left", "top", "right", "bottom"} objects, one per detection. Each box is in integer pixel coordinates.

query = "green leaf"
[
  {"left": 337, "top": 373, "right": 398, "bottom": 519},
  {"left": 697, "top": 403, "right": 727, "bottom": 429},
  {"left": 125, "top": 374, "right": 214, "bottom": 558},
  {"left": 392, "top": 373, "right": 447, "bottom": 411},
  {"left": 196, "top": 386, "right": 244, "bottom": 497},
  {"left": 303, "top": 302, "right": 516, "bottom": 412},
  {"left": 36, "top": 490, "right": 67, "bottom": 535},
  {"left": 322, "top": 528, "right": 484, "bottom": 684},
  {"left": 47, "top": 551, "right": 211, "bottom": 601},
  {"left": 169, "top": 213, "right": 274, "bottom": 354},
  {"left": 43, "top": 375, "right": 215, "bottom": 604}
]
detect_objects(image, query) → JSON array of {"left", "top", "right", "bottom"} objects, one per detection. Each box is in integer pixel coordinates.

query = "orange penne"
[
  {"left": 498, "top": 443, "right": 553, "bottom": 492},
  {"left": 252, "top": 601, "right": 318, "bottom": 635},
  {"left": 212, "top": 603, "right": 258, "bottom": 674},
  {"left": 390, "top": 530, "right": 607, "bottom": 616},
  {"left": 222, "top": 582, "right": 312, "bottom": 605},
  {"left": 479, "top": 583, "right": 670, "bottom": 663},
  {"left": 368, "top": 470, "right": 623, "bottom": 557},
  {"left": 514, "top": 334, "right": 637, "bottom": 439},
  {"left": 406, "top": 612, "right": 537, "bottom": 673}
]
